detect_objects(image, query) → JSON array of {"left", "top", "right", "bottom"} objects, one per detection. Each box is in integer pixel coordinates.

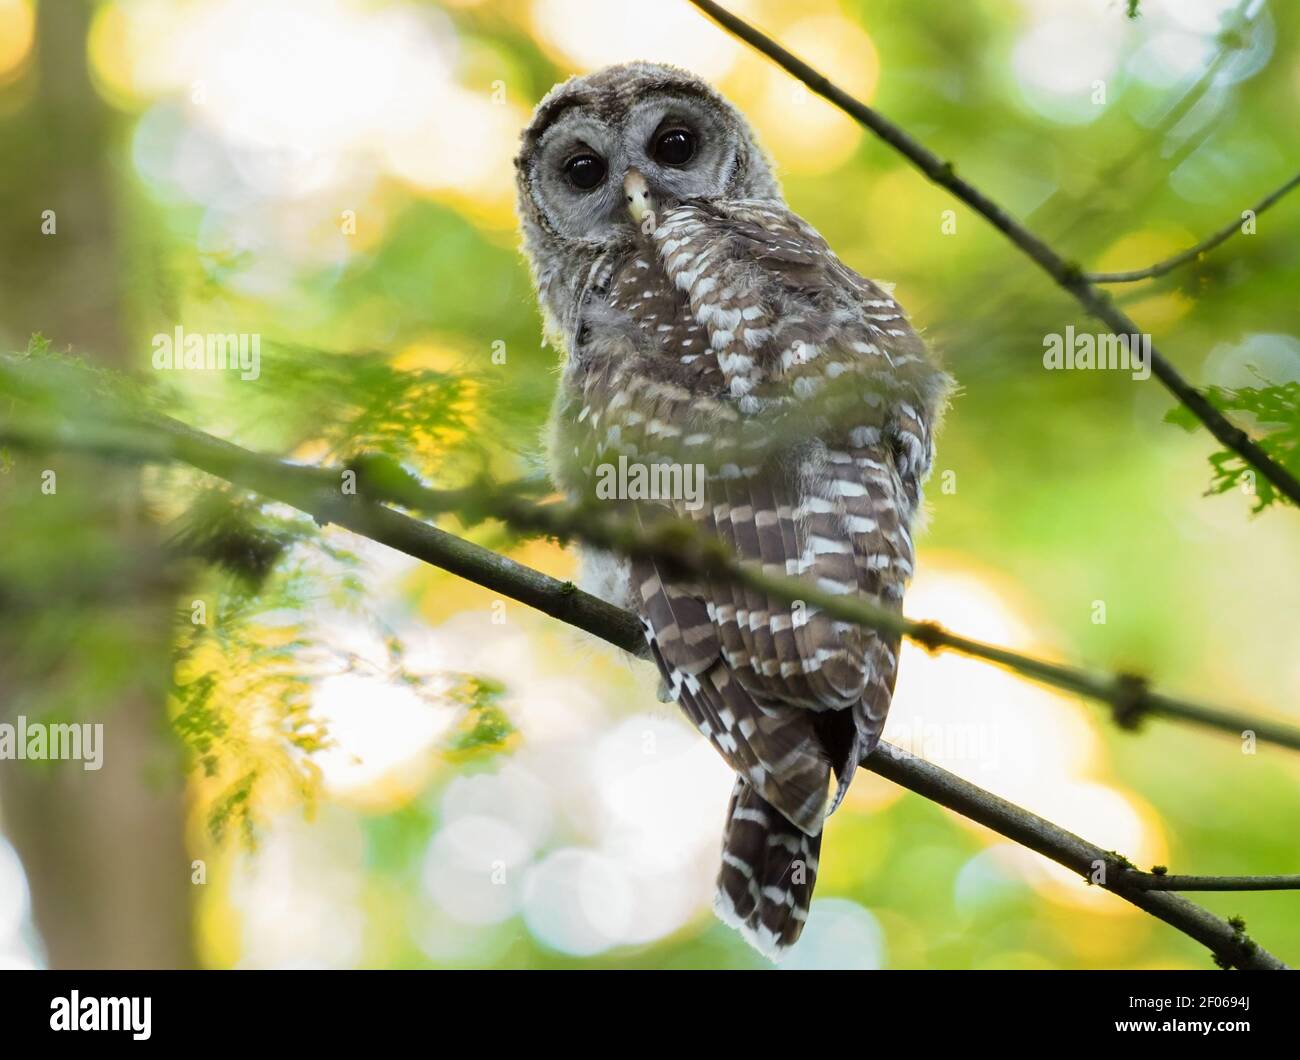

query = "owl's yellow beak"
[{"left": 624, "top": 168, "right": 655, "bottom": 225}]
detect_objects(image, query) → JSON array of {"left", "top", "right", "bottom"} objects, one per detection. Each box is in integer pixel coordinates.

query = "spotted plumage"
[{"left": 517, "top": 62, "right": 950, "bottom": 959}]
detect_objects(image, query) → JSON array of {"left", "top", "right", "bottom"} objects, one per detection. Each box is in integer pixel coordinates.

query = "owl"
[{"left": 516, "top": 62, "right": 949, "bottom": 958}]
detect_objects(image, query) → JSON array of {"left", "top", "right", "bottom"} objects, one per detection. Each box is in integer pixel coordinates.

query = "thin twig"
[
  {"left": 686, "top": 0, "right": 1300, "bottom": 510},
  {"left": 1086, "top": 170, "right": 1300, "bottom": 282},
  {"left": 1125, "top": 872, "right": 1300, "bottom": 892},
  {"left": 867, "top": 746, "right": 1285, "bottom": 969},
  {"left": 3, "top": 401, "right": 1297, "bottom": 753}
]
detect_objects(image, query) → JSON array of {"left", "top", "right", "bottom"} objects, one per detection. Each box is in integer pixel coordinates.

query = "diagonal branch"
[
  {"left": 11, "top": 433, "right": 1285, "bottom": 967},
  {"left": 1085, "top": 170, "right": 1300, "bottom": 283},
  {"left": 1, "top": 366, "right": 1291, "bottom": 966},
  {"left": 3, "top": 394, "right": 1298, "bottom": 753},
  {"left": 866, "top": 746, "right": 1285, "bottom": 969},
  {"left": 686, "top": 0, "right": 1300, "bottom": 511}
]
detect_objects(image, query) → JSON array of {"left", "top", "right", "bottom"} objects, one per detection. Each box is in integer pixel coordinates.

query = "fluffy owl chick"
[{"left": 516, "top": 62, "right": 950, "bottom": 959}]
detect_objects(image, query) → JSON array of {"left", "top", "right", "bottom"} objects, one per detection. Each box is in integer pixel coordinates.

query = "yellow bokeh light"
[
  {"left": 1016, "top": 782, "right": 1169, "bottom": 914},
  {"left": 529, "top": 0, "right": 746, "bottom": 79},
  {"left": 1096, "top": 227, "right": 1197, "bottom": 276},
  {"left": 0, "top": 0, "right": 35, "bottom": 86},
  {"left": 1122, "top": 288, "right": 1194, "bottom": 332},
  {"left": 888, "top": 558, "right": 1166, "bottom": 915},
  {"left": 87, "top": 0, "right": 198, "bottom": 107},
  {"left": 383, "top": 85, "right": 527, "bottom": 223},
  {"left": 92, "top": 0, "right": 526, "bottom": 221},
  {"left": 736, "top": 12, "right": 879, "bottom": 175},
  {"left": 1093, "top": 227, "right": 1197, "bottom": 329},
  {"left": 391, "top": 343, "right": 462, "bottom": 375}
]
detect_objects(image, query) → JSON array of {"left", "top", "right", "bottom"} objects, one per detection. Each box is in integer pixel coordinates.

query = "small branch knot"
[
  {"left": 1110, "top": 673, "right": 1150, "bottom": 731},
  {"left": 1060, "top": 261, "right": 1085, "bottom": 286},
  {"left": 1212, "top": 916, "right": 1258, "bottom": 969},
  {"left": 911, "top": 621, "right": 945, "bottom": 653}
]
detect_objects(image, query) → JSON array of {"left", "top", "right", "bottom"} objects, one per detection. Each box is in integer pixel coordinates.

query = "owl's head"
[{"left": 516, "top": 62, "right": 780, "bottom": 251}]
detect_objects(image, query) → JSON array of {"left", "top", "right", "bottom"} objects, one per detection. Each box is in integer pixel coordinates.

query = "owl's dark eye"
[
  {"left": 564, "top": 153, "right": 606, "bottom": 190},
  {"left": 653, "top": 128, "right": 696, "bottom": 166}
]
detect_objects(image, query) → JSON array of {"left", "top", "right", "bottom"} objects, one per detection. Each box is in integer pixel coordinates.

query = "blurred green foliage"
[{"left": 0, "top": 0, "right": 1297, "bottom": 970}]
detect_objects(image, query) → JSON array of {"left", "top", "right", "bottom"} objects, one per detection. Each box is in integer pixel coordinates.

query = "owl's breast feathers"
[{"left": 557, "top": 198, "right": 950, "bottom": 837}]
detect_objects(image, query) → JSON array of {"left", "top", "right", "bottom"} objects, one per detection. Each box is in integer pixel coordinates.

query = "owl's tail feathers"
[{"left": 713, "top": 777, "right": 821, "bottom": 961}]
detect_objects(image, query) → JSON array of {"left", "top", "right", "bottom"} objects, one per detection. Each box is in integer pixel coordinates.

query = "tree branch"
[
  {"left": 3, "top": 395, "right": 1297, "bottom": 753},
  {"left": 686, "top": 0, "right": 1300, "bottom": 510},
  {"left": 0, "top": 416, "right": 650, "bottom": 658},
  {"left": 1, "top": 395, "right": 1289, "bottom": 968},
  {"left": 867, "top": 746, "right": 1285, "bottom": 969},
  {"left": 1125, "top": 872, "right": 1300, "bottom": 893},
  {"left": 1085, "top": 170, "right": 1300, "bottom": 283}
]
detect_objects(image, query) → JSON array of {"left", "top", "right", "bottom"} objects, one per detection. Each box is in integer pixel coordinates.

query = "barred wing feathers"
[{"left": 558, "top": 198, "right": 948, "bottom": 956}]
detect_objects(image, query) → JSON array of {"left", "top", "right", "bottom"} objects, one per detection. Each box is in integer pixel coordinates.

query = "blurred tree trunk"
[{"left": 0, "top": 0, "right": 194, "bottom": 968}]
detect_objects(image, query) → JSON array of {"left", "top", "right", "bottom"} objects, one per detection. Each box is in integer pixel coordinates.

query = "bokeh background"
[{"left": 0, "top": 0, "right": 1297, "bottom": 969}]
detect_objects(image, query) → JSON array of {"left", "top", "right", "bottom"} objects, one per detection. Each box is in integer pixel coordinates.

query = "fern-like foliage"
[
  {"left": 1165, "top": 377, "right": 1300, "bottom": 513},
  {"left": 231, "top": 342, "right": 489, "bottom": 483},
  {"left": 170, "top": 503, "right": 347, "bottom": 842},
  {"left": 3, "top": 341, "right": 520, "bottom": 843}
]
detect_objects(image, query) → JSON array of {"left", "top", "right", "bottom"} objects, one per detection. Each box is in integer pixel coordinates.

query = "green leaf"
[{"left": 1163, "top": 379, "right": 1300, "bottom": 513}]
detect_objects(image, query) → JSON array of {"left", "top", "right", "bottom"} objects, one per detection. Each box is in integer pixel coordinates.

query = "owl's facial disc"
[{"left": 522, "top": 80, "right": 752, "bottom": 243}]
